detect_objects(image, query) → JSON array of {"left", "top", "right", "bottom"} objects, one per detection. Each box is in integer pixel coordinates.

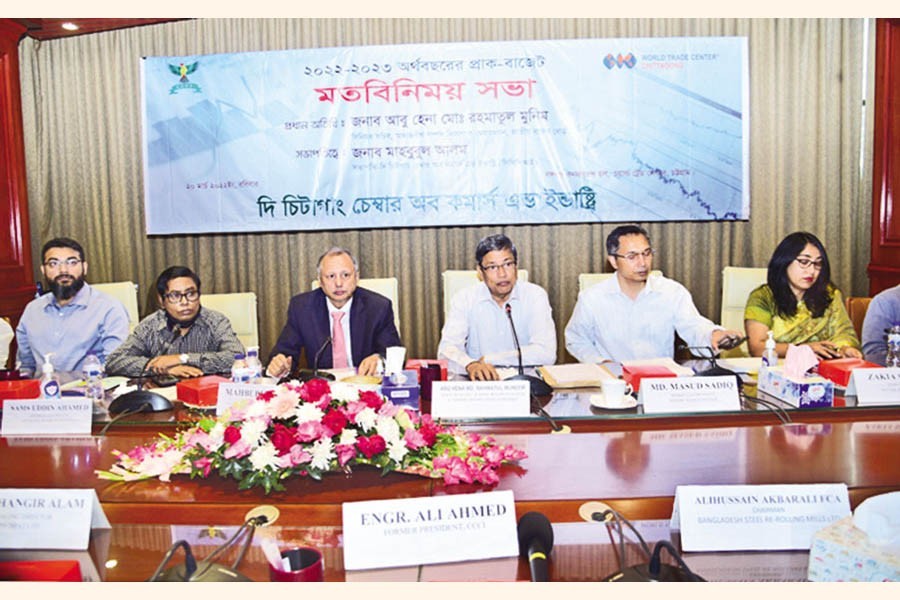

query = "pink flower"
[
  {"left": 403, "top": 428, "right": 427, "bottom": 450},
  {"left": 257, "top": 389, "right": 276, "bottom": 402},
  {"left": 342, "top": 400, "right": 367, "bottom": 420},
  {"left": 434, "top": 455, "right": 474, "bottom": 485},
  {"left": 335, "top": 443, "right": 357, "bottom": 466},
  {"left": 192, "top": 457, "right": 213, "bottom": 478},
  {"left": 224, "top": 439, "right": 252, "bottom": 459},
  {"left": 295, "top": 420, "right": 325, "bottom": 443},
  {"left": 357, "top": 434, "right": 387, "bottom": 458},
  {"left": 288, "top": 444, "right": 312, "bottom": 466}
]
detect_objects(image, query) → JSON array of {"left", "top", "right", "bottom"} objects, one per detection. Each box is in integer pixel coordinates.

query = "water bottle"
[
  {"left": 886, "top": 325, "right": 900, "bottom": 368},
  {"left": 245, "top": 346, "right": 262, "bottom": 381},
  {"left": 762, "top": 331, "right": 778, "bottom": 367},
  {"left": 231, "top": 353, "right": 250, "bottom": 383},
  {"left": 40, "top": 353, "right": 61, "bottom": 400},
  {"left": 82, "top": 353, "right": 105, "bottom": 408}
]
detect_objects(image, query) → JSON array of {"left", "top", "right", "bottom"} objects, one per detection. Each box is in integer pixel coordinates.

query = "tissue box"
[
  {"left": 808, "top": 515, "right": 900, "bottom": 581},
  {"left": 381, "top": 369, "right": 420, "bottom": 410},
  {"left": 0, "top": 379, "right": 41, "bottom": 408},
  {"left": 405, "top": 359, "right": 448, "bottom": 383},
  {"left": 817, "top": 358, "right": 882, "bottom": 388},
  {"left": 176, "top": 375, "right": 230, "bottom": 407},
  {"left": 757, "top": 364, "right": 834, "bottom": 408}
]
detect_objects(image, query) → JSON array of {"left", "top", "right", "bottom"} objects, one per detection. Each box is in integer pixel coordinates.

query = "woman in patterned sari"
[{"left": 744, "top": 231, "right": 862, "bottom": 359}]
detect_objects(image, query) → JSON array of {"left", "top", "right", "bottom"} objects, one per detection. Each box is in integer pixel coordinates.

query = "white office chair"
[
  {"left": 441, "top": 269, "right": 530, "bottom": 321},
  {"left": 311, "top": 277, "right": 401, "bottom": 336},
  {"left": 92, "top": 281, "right": 140, "bottom": 332},
  {"left": 578, "top": 270, "right": 663, "bottom": 293},
  {"left": 202, "top": 292, "right": 259, "bottom": 349},
  {"left": 720, "top": 266, "right": 768, "bottom": 357}
]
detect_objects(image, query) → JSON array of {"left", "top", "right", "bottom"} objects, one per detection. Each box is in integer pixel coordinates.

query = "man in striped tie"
[{"left": 267, "top": 247, "right": 401, "bottom": 379}]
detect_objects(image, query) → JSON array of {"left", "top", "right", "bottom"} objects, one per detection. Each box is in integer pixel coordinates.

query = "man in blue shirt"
[{"left": 15, "top": 237, "right": 130, "bottom": 377}]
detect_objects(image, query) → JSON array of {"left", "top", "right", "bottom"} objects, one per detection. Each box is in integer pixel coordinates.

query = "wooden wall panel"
[{"left": 869, "top": 18, "right": 900, "bottom": 294}]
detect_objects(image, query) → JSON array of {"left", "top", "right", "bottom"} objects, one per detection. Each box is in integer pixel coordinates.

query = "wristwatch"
[{"left": 179, "top": 353, "right": 189, "bottom": 364}]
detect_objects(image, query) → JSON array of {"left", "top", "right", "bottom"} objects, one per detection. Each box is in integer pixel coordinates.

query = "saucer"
[{"left": 589, "top": 393, "right": 637, "bottom": 410}]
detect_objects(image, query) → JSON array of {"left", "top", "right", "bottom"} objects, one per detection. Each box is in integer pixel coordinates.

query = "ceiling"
[{"left": 9, "top": 18, "right": 186, "bottom": 41}]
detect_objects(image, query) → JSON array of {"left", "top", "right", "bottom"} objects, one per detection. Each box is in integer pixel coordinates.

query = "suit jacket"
[{"left": 270, "top": 287, "right": 401, "bottom": 370}]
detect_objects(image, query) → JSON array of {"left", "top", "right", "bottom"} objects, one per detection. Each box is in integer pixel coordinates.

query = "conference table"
[{"left": 1, "top": 368, "right": 899, "bottom": 581}]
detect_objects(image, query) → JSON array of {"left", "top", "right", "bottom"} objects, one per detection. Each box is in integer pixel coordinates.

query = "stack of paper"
[{"left": 537, "top": 363, "right": 616, "bottom": 389}]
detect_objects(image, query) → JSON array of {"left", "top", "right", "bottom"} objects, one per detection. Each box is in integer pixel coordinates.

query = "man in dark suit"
[{"left": 266, "top": 247, "right": 401, "bottom": 378}]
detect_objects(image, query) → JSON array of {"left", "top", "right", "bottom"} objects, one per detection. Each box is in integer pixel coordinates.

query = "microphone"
[
  {"left": 503, "top": 303, "right": 552, "bottom": 397},
  {"left": 517, "top": 511, "right": 554, "bottom": 582},
  {"left": 297, "top": 336, "right": 336, "bottom": 382},
  {"left": 107, "top": 325, "right": 181, "bottom": 414}
]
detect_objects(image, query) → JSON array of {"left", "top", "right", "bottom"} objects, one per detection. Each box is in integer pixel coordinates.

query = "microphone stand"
[
  {"left": 108, "top": 326, "right": 182, "bottom": 414},
  {"left": 297, "top": 336, "right": 335, "bottom": 382},
  {"left": 504, "top": 303, "right": 552, "bottom": 397}
]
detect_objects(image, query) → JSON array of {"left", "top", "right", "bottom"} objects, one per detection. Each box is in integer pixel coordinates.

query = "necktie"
[{"left": 331, "top": 312, "right": 348, "bottom": 368}]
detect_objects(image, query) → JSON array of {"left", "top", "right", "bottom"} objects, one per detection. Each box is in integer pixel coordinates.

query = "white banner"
[{"left": 142, "top": 36, "right": 749, "bottom": 234}]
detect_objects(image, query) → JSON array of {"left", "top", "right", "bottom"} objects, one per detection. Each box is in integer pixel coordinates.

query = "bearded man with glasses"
[
  {"left": 438, "top": 233, "right": 557, "bottom": 380},
  {"left": 106, "top": 266, "right": 243, "bottom": 379},
  {"left": 565, "top": 224, "right": 743, "bottom": 364},
  {"left": 15, "top": 237, "right": 130, "bottom": 377}
]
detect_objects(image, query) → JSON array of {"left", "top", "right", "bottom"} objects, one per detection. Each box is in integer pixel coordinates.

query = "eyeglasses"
[
  {"left": 43, "top": 257, "right": 82, "bottom": 269},
  {"left": 611, "top": 248, "right": 654, "bottom": 262},
  {"left": 164, "top": 289, "right": 200, "bottom": 303},
  {"left": 794, "top": 257, "right": 824, "bottom": 270},
  {"left": 480, "top": 260, "right": 517, "bottom": 274}
]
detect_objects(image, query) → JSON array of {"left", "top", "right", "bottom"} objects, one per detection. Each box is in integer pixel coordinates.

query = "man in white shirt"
[
  {"left": 438, "top": 234, "right": 557, "bottom": 380},
  {"left": 565, "top": 225, "right": 743, "bottom": 364}
]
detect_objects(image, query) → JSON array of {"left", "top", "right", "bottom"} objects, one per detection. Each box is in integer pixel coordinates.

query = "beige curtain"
[{"left": 17, "top": 18, "right": 875, "bottom": 364}]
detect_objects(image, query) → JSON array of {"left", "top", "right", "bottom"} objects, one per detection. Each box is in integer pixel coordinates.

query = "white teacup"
[{"left": 600, "top": 378, "right": 634, "bottom": 407}]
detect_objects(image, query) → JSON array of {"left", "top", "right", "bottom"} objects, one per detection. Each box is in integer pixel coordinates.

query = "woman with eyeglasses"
[{"left": 744, "top": 231, "right": 861, "bottom": 359}]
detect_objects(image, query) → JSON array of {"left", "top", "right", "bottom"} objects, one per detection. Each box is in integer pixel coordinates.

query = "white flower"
[
  {"left": 354, "top": 407, "right": 377, "bottom": 431},
  {"left": 328, "top": 381, "right": 360, "bottom": 403},
  {"left": 208, "top": 422, "right": 226, "bottom": 446},
  {"left": 248, "top": 442, "right": 280, "bottom": 471},
  {"left": 387, "top": 440, "right": 408, "bottom": 463},
  {"left": 338, "top": 428, "right": 358, "bottom": 445},
  {"left": 295, "top": 403, "right": 325, "bottom": 424},
  {"left": 375, "top": 415, "right": 401, "bottom": 444},
  {"left": 309, "top": 438, "right": 335, "bottom": 471},
  {"left": 244, "top": 400, "right": 269, "bottom": 420},
  {"left": 240, "top": 418, "right": 269, "bottom": 447},
  {"left": 267, "top": 387, "right": 301, "bottom": 419}
]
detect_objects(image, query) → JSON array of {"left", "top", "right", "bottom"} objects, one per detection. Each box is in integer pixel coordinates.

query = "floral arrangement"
[{"left": 96, "top": 378, "right": 527, "bottom": 494}]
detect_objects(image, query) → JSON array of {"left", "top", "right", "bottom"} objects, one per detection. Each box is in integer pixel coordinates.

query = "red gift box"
[
  {"left": 817, "top": 358, "right": 882, "bottom": 388},
  {"left": 176, "top": 375, "right": 230, "bottom": 407},
  {"left": 0, "top": 379, "right": 41, "bottom": 408},
  {"left": 0, "top": 559, "right": 82, "bottom": 581},
  {"left": 622, "top": 364, "right": 681, "bottom": 393}
]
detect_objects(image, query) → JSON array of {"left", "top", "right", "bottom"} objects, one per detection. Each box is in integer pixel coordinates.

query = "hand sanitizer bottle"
[
  {"left": 40, "top": 353, "right": 61, "bottom": 400},
  {"left": 762, "top": 331, "right": 778, "bottom": 367}
]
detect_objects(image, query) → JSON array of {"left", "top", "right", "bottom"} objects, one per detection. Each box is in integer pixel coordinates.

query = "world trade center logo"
[{"left": 603, "top": 53, "right": 637, "bottom": 69}]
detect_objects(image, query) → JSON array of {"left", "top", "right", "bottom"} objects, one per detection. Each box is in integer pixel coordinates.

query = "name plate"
[
  {"left": 672, "top": 483, "right": 850, "bottom": 551},
  {"left": 215, "top": 382, "right": 277, "bottom": 415},
  {"left": 847, "top": 367, "right": 900, "bottom": 405},
  {"left": 342, "top": 490, "right": 518, "bottom": 570},
  {"left": 431, "top": 380, "right": 530, "bottom": 418},
  {"left": 639, "top": 375, "right": 740, "bottom": 414},
  {"left": 0, "top": 488, "right": 110, "bottom": 550},
  {"left": 1, "top": 398, "right": 92, "bottom": 436}
]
